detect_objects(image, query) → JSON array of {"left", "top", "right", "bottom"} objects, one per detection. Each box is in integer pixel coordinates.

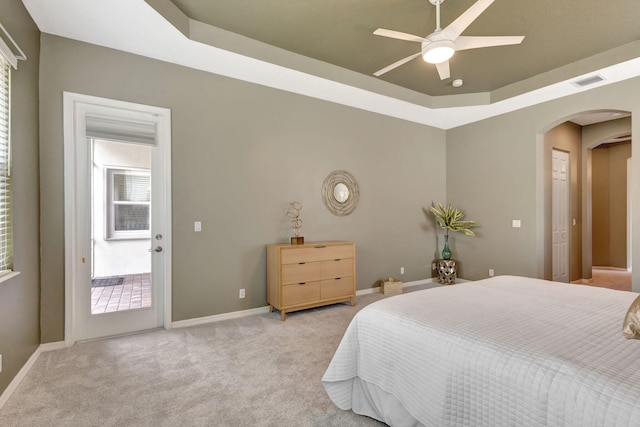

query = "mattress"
[{"left": 322, "top": 276, "right": 640, "bottom": 426}]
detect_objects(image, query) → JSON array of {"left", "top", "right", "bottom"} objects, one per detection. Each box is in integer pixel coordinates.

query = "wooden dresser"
[{"left": 267, "top": 241, "right": 356, "bottom": 320}]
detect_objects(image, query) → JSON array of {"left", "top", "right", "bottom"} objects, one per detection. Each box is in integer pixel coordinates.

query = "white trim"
[
  {"left": 173, "top": 278, "right": 465, "bottom": 328},
  {"left": 0, "top": 349, "right": 40, "bottom": 409},
  {"left": 63, "top": 92, "right": 172, "bottom": 344},
  {"left": 158, "top": 106, "right": 173, "bottom": 331},
  {"left": 0, "top": 271, "right": 20, "bottom": 284},
  {"left": 0, "top": 341, "right": 67, "bottom": 410},
  {"left": 0, "top": 22, "right": 26, "bottom": 70},
  {"left": 628, "top": 157, "right": 632, "bottom": 272},
  {"left": 19, "top": 0, "right": 640, "bottom": 130},
  {"left": 356, "top": 277, "right": 472, "bottom": 295},
  {"left": 356, "top": 278, "right": 431, "bottom": 295},
  {"left": 171, "top": 306, "right": 271, "bottom": 329},
  {"left": 39, "top": 341, "right": 68, "bottom": 352},
  {"left": 0, "top": 341, "right": 67, "bottom": 409}
]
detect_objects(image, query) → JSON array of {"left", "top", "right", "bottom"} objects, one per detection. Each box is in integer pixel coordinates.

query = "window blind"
[
  {"left": 85, "top": 115, "right": 156, "bottom": 145},
  {"left": 113, "top": 173, "right": 151, "bottom": 203},
  {"left": 0, "top": 55, "right": 13, "bottom": 272},
  {"left": 107, "top": 169, "right": 151, "bottom": 238}
]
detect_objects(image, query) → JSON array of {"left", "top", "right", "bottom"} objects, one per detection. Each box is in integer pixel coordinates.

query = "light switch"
[
  {"left": 194, "top": 221, "right": 202, "bottom": 232},
  {"left": 512, "top": 219, "right": 522, "bottom": 228}
]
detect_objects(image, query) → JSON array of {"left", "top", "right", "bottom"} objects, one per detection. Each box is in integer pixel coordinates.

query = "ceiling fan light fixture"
[{"left": 421, "top": 40, "right": 455, "bottom": 64}]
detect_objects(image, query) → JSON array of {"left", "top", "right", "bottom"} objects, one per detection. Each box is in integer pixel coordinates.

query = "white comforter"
[{"left": 322, "top": 276, "right": 640, "bottom": 426}]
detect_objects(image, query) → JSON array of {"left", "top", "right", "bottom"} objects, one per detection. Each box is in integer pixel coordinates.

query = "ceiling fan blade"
[
  {"left": 373, "top": 52, "right": 422, "bottom": 76},
  {"left": 455, "top": 35, "right": 525, "bottom": 51},
  {"left": 435, "top": 61, "right": 450, "bottom": 80},
  {"left": 373, "top": 28, "right": 427, "bottom": 43},
  {"left": 443, "top": 0, "right": 494, "bottom": 40}
]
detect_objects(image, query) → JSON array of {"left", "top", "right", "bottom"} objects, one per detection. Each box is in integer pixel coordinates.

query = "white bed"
[{"left": 322, "top": 276, "right": 640, "bottom": 426}]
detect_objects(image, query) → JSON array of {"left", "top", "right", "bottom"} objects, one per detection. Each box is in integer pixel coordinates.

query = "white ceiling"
[{"left": 20, "top": 0, "right": 640, "bottom": 130}]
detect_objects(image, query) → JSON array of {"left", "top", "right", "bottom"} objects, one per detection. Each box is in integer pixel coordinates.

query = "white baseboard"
[
  {"left": 39, "top": 341, "right": 67, "bottom": 352},
  {"left": 0, "top": 341, "right": 66, "bottom": 410},
  {"left": 356, "top": 278, "right": 437, "bottom": 295},
  {"left": 355, "top": 277, "right": 470, "bottom": 296},
  {"left": 173, "top": 279, "right": 449, "bottom": 327},
  {"left": 171, "top": 306, "right": 271, "bottom": 329}
]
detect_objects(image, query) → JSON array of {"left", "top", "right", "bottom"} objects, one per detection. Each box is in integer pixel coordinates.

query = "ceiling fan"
[{"left": 373, "top": 0, "right": 524, "bottom": 80}]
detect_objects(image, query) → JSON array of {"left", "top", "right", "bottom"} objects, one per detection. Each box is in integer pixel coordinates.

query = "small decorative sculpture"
[{"left": 287, "top": 201, "right": 304, "bottom": 244}]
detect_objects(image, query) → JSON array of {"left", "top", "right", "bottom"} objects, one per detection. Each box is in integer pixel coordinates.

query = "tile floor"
[{"left": 90, "top": 273, "right": 152, "bottom": 314}]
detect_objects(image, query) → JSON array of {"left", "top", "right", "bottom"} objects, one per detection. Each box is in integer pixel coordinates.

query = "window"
[
  {"left": 106, "top": 168, "right": 150, "bottom": 239},
  {"left": 0, "top": 55, "right": 13, "bottom": 272}
]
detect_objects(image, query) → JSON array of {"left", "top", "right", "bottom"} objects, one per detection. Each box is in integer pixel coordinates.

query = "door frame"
[
  {"left": 627, "top": 157, "right": 632, "bottom": 272},
  {"left": 63, "top": 92, "right": 172, "bottom": 345},
  {"left": 552, "top": 148, "right": 570, "bottom": 282}
]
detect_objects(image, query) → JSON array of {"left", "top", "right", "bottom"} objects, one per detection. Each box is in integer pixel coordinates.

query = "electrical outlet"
[
  {"left": 194, "top": 221, "right": 202, "bottom": 232},
  {"left": 400, "top": 267, "right": 405, "bottom": 275},
  {"left": 489, "top": 268, "right": 495, "bottom": 277},
  {"left": 432, "top": 262, "right": 436, "bottom": 271},
  {"left": 0, "top": 354, "right": 2, "bottom": 373},
  {"left": 239, "top": 289, "right": 245, "bottom": 299}
]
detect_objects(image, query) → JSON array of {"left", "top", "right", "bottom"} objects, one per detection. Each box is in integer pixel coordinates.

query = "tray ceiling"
[{"left": 170, "top": 0, "right": 640, "bottom": 97}]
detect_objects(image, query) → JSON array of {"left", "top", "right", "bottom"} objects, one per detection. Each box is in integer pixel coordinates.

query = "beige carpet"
[
  {"left": 3, "top": 273, "right": 632, "bottom": 426},
  {"left": 0, "top": 283, "right": 439, "bottom": 427},
  {"left": 572, "top": 267, "right": 632, "bottom": 292}
]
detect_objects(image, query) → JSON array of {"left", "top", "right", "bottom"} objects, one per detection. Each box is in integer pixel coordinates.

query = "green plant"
[{"left": 429, "top": 202, "right": 479, "bottom": 236}]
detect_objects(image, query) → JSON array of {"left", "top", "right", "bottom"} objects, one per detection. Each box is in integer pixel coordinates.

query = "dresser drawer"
[
  {"left": 282, "top": 262, "right": 321, "bottom": 285},
  {"left": 267, "top": 241, "right": 356, "bottom": 320},
  {"left": 282, "top": 282, "right": 320, "bottom": 306},
  {"left": 320, "top": 277, "right": 354, "bottom": 300},
  {"left": 281, "top": 244, "right": 354, "bottom": 264},
  {"left": 320, "top": 258, "right": 354, "bottom": 280}
]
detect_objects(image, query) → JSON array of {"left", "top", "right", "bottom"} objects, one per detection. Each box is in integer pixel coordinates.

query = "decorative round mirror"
[
  {"left": 333, "top": 183, "right": 349, "bottom": 203},
  {"left": 322, "top": 170, "right": 359, "bottom": 216}
]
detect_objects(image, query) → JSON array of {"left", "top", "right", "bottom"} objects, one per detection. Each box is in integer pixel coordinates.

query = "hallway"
[{"left": 572, "top": 268, "right": 631, "bottom": 292}]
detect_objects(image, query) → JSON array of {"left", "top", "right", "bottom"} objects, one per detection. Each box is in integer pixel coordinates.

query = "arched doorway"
[{"left": 538, "top": 110, "right": 632, "bottom": 287}]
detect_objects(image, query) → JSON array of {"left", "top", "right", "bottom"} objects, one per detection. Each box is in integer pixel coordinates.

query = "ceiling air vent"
[{"left": 572, "top": 75, "right": 605, "bottom": 88}]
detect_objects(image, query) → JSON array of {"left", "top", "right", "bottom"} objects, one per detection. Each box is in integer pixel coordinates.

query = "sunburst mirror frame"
[{"left": 322, "top": 170, "right": 359, "bottom": 216}]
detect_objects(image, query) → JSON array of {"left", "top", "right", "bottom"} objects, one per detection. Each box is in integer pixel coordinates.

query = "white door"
[
  {"left": 64, "top": 93, "right": 172, "bottom": 343},
  {"left": 552, "top": 149, "right": 570, "bottom": 282}
]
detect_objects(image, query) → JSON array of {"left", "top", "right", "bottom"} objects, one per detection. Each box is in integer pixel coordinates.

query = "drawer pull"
[
  {"left": 314, "top": 245, "right": 326, "bottom": 249},
  {"left": 334, "top": 258, "right": 341, "bottom": 261},
  {"left": 335, "top": 277, "right": 341, "bottom": 280},
  {"left": 298, "top": 262, "right": 306, "bottom": 265},
  {"left": 298, "top": 282, "right": 306, "bottom": 285}
]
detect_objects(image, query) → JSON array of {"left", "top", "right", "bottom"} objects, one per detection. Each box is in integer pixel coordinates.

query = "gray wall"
[
  {"left": 4, "top": 13, "right": 639, "bottom": 395},
  {"left": 446, "top": 77, "right": 640, "bottom": 290},
  {"left": 0, "top": 3, "right": 41, "bottom": 394},
  {"left": 39, "top": 35, "right": 446, "bottom": 342}
]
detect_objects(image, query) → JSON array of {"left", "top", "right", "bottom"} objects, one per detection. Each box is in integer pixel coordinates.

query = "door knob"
[{"left": 148, "top": 246, "right": 163, "bottom": 253}]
